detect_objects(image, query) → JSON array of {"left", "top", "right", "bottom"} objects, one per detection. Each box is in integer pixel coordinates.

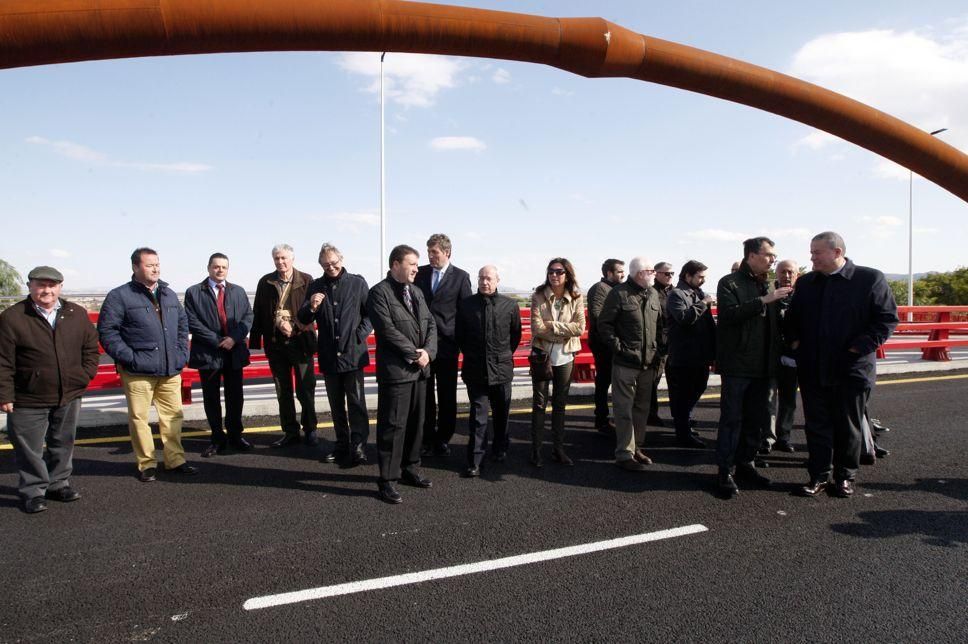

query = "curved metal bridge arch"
[{"left": 2, "top": 0, "right": 966, "bottom": 203}]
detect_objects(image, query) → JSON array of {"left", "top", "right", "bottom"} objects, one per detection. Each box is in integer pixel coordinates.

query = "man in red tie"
[{"left": 184, "top": 253, "right": 254, "bottom": 457}]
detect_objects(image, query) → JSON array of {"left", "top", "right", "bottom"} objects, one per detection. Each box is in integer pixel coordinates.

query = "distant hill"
[{"left": 884, "top": 272, "right": 933, "bottom": 281}]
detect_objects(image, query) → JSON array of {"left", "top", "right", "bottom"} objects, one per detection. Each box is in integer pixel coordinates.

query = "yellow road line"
[{"left": 1, "top": 373, "right": 964, "bottom": 451}]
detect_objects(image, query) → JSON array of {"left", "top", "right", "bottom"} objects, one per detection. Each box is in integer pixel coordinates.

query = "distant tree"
[
  {"left": 918, "top": 267, "right": 968, "bottom": 305},
  {"left": 0, "top": 258, "right": 23, "bottom": 298}
]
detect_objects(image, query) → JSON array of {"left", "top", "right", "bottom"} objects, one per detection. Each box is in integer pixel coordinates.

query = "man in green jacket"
[
  {"left": 714, "top": 237, "right": 792, "bottom": 497},
  {"left": 597, "top": 256, "right": 664, "bottom": 471}
]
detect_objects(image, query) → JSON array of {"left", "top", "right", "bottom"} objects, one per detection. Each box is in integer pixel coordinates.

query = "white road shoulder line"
[{"left": 243, "top": 524, "right": 708, "bottom": 610}]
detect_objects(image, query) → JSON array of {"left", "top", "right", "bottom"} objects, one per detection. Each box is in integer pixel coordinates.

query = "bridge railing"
[{"left": 82, "top": 305, "right": 968, "bottom": 403}]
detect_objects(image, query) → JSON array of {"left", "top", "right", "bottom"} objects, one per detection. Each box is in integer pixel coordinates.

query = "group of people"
[{"left": 0, "top": 230, "right": 898, "bottom": 512}]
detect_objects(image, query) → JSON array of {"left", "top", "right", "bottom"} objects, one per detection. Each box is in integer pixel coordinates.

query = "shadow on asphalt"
[
  {"left": 862, "top": 477, "right": 968, "bottom": 502},
  {"left": 830, "top": 509, "right": 968, "bottom": 547}
]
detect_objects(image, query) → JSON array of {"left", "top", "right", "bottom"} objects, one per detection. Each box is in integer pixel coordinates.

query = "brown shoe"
[
  {"left": 551, "top": 448, "right": 573, "bottom": 466},
  {"left": 617, "top": 458, "right": 647, "bottom": 472},
  {"left": 831, "top": 479, "right": 854, "bottom": 498},
  {"left": 633, "top": 449, "right": 653, "bottom": 465}
]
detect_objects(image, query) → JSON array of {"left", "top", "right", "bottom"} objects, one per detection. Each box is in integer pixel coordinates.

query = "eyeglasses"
[
  {"left": 320, "top": 261, "right": 341, "bottom": 269},
  {"left": 547, "top": 269, "right": 566, "bottom": 276},
  {"left": 658, "top": 271, "right": 675, "bottom": 277}
]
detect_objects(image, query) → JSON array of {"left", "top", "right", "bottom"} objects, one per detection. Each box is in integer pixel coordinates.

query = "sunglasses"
[
  {"left": 658, "top": 271, "right": 675, "bottom": 277},
  {"left": 547, "top": 269, "right": 566, "bottom": 276}
]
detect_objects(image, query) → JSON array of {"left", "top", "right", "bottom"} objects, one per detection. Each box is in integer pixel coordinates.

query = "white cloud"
[
  {"left": 338, "top": 52, "right": 463, "bottom": 107},
  {"left": 860, "top": 215, "right": 904, "bottom": 227},
  {"left": 685, "top": 228, "right": 746, "bottom": 242},
  {"left": 49, "top": 248, "right": 71, "bottom": 258},
  {"left": 429, "top": 136, "right": 487, "bottom": 152},
  {"left": 26, "top": 136, "right": 212, "bottom": 173},
  {"left": 794, "top": 130, "right": 839, "bottom": 151},
  {"left": 492, "top": 68, "right": 511, "bottom": 84},
  {"left": 789, "top": 22, "right": 968, "bottom": 169},
  {"left": 764, "top": 227, "right": 812, "bottom": 240}
]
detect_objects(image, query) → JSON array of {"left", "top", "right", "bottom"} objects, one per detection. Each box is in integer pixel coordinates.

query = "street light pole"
[
  {"left": 907, "top": 127, "right": 948, "bottom": 321},
  {"left": 380, "top": 52, "right": 387, "bottom": 278}
]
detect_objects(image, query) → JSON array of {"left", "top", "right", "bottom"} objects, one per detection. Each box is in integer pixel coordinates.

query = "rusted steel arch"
[{"left": 2, "top": 0, "right": 966, "bottom": 203}]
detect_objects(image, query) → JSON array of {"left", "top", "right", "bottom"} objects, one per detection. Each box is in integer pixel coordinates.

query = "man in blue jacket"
[
  {"left": 298, "top": 243, "right": 372, "bottom": 466},
  {"left": 184, "top": 253, "right": 254, "bottom": 457},
  {"left": 98, "top": 248, "right": 197, "bottom": 482},
  {"left": 786, "top": 231, "right": 897, "bottom": 498}
]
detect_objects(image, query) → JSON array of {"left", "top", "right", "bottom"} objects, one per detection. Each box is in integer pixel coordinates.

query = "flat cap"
[{"left": 27, "top": 266, "right": 64, "bottom": 283}]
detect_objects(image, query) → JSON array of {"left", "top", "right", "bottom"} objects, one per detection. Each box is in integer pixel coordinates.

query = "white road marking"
[{"left": 243, "top": 524, "right": 708, "bottom": 610}]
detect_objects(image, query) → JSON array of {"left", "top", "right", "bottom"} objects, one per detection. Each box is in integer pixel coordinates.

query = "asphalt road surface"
[{"left": 1, "top": 373, "right": 966, "bottom": 643}]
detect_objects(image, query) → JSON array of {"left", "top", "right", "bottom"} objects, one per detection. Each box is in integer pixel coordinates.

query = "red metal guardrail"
[{"left": 85, "top": 306, "right": 968, "bottom": 403}]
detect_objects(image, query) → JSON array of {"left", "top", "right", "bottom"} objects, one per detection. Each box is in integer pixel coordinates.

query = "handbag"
[
  {"left": 528, "top": 345, "right": 553, "bottom": 381},
  {"left": 273, "top": 280, "right": 294, "bottom": 336}
]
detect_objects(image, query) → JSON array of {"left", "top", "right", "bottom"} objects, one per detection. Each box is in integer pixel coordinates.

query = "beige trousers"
[{"left": 120, "top": 370, "right": 185, "bottom": 471}]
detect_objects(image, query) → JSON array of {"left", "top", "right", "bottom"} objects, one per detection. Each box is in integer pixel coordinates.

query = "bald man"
[{"left": 455, "top": 265, "right": 522, "bottom": 477}]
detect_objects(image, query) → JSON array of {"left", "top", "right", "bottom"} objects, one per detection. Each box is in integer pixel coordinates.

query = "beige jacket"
[{"left": 530, "top": 287, "right": 585, "bottom": 354}]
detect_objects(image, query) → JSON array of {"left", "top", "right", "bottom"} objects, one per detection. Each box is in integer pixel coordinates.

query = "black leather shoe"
[
  {"left": 797, "top": 478, "right": 830, "bottom": 497},
  {"left": 303, "top": 430, "right": 320, "bottom": 446},
  {"left": 718, "top": 473, "right": 739, "bottom": 498},
  {"left": 633, "top": 449, "right": 653, "bottom": 465},
  {"left": 420, "top": 445, "right": 434, "bottom": 457},
  {"left": 351, "top": 447, "right": 368, "bottom": 466},
  {"left": 676, "top": 435, "right": 706, "bottom": 449},
  {"left": 875, "top": 445, "right": 890, "bottom": 459},
  {"left": 139, "top": 467, "right": 157, "bottom": 483},
  {"left": 831, "top": 479, "right": 854, "bottom": 497},
  {"left": 321, "top": 450, "right": 347, "bottom": 464},
  {"left": 378, "top": 482, "right": 402, "bottom": 504},
  {"left": 647, "top": 415, "right": 665, "bottom": 427},
  {"left": 774, "top": 441, "right": 795, "bottom": 453},
  {"left": 490, "top": 451, "right": 507, "bottom": 463},
  {"left": 757, "top": 446, "right": 772, "bottom": 455},
  {"left": 464, "top": 466, "right": 481, "bottom": 478},
  {"left": 860, "top": 453, "right": 876, "bottom": 465},
  {"left": 167, "top": 464, "right": 198, "bottom": 475},
  {"left": 596, "top": 420, "right": 616, "bottom": 436},
  {"left": 754, "top": 457, "right": 770, "bottom": 468},
  {"left": 201, "top": 444, "right": 220, "bottom": 458},
  {"left": 735, "top": 465, "right": 771, "bottom": 488},
  {"left": 617, "top": 458, "right": 647, "bottom": 472},
  {"left": 24, "top": 497, "right": 48, "bottom": 514},
  {"left": 271, "top": 434, "right": 301, "bottom": 448},
  {"left": 551, "top": 448, "right": 574, "bottom": 466},
  {"left": 229, "top": 437, "right": 253, "bottom": 451},
  {"left": 401, "top": 472, "right": 432, "bottom": 488},
  {"left": 530, "top": 451, "right": 544, "bottom": 468},
  {"left": 433, "top": 443, "right": 450, "bottom": 457},
  {"left": 46, "top": 486, "right": 81, "bottom": 502},
  {"left": 870, "top": 418, "right": 890, "bottom": 432}
]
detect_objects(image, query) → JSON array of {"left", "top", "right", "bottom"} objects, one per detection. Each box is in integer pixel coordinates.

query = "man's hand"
[
  {"left": 0, "top": 402, "right": 13, "bottom": 413},
  {"left": 415, "top": 348, "right": 431, "bottom": 368},
  {"left": 703, "top": 295, "right": 716, "bottom": 305},
  {"left": 278, "top": 320, "right": 293, "bottom": 337},
  {"left": 218, "top": 337, "right": 236, "bottom": 350},
  {"left": 762, "top": 286, "right": 793, "bottom": 304},
  {"left": 309, "top": 292, "right": 325, "bottom": 312}
]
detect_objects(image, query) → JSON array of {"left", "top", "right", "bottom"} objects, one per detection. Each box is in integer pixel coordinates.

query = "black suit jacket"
[
  {"left": 367, "top": 277, "right": 438, "bottom": 383},
  {"left": 184, "top": 279, "right": 253, "bottom": 371},
  {"left": 456, "top": 292, "right": 522, "bottom": 386},
  {"left": 415, "top": 263, "right": 472, "bottom": 359}
]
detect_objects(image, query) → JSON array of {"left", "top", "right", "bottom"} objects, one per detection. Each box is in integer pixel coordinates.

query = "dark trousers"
[
  {"left": 590, "top": 344, "right": 613, "bottom": 425},
  {"left": 465, "top": 381, "right": 512, "bottom": 467},
  {"left": 799, "top": 381, "right": 866, "bottom": 482},
  {"left": 7, "top": 399, "right": 81, "bottom": 500},
  {"left": 377, "top": 379, "right": 426, "bottom": 482},
  {"left": 666, "top": 363, "right": 710, "bottom": 439},
  {"left": 324, "top": 369, "right": 369, "bottom": 452},
  {"left": 649, "top": 358, "right": 665, "bottom": 420},
  {"left": 423, "top": 353, "right": 459, "bottom": 447},
  {"left": 770, "top": 364, "right": 798, "bottom": 445},
  {"left": 199, "top": 361, "right": 244, "bottom": 445},
  {"left": 266, "top": 343, "right": 317, "bottom": 435},
  {"left": 716, "top": 375, "right": 770, "bottom": 471},
  {"left": 531, "top": 361, "right": 573, "bottom": 450}
]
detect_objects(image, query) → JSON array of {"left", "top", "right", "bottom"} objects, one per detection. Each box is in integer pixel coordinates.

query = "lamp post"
[
  {"left": 908, "top": 127, "right": 948, "bottom": 320},
  {"left": 380, "top": 51, "right": 387, "bottom": 277}
]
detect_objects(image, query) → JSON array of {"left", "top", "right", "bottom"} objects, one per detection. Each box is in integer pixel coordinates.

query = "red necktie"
[{"left": 216, "top": 283, "right": 228, "bottom": 335}]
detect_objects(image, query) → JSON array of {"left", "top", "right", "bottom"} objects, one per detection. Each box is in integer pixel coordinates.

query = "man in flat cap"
[{"left": 0, "top": 266, "right": 99, "bottom": 513}]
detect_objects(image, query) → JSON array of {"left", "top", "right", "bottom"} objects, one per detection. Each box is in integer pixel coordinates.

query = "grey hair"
[
  {"left": 654, "top": 261, "right": 673, "bottom": 272},
  {"left": 811, "top": 231, "right": 846, "bottom": 253},
  {"left": 628, "top": 256, "right": 652, "bottom": 275},
  {"left": 318, "top": 243, "right": 343, "bottom": 261},
  {"left": 271, "top": 243, "right": 295, "bottom": 258},
  {"left": 776, "top": 259, "right": 799, "bottom": 272}
]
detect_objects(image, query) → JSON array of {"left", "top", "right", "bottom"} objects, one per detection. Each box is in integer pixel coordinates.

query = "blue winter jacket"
[{"left": 98, "top": 278, "right": 190, "bottom": 376}]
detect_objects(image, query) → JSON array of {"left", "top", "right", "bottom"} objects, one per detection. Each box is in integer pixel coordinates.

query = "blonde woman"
[{"left": 529, "top": 258, "right": 585, "bottom": 467}]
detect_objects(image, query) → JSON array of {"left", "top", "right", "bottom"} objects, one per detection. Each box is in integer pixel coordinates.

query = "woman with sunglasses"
[{"left": 529, "top": 258, "right": 585, "bottom": 466}]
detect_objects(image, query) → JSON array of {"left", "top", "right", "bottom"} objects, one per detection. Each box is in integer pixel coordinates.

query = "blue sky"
[{"left": 1, "top": 0, "right": 966, "bottom": 293}]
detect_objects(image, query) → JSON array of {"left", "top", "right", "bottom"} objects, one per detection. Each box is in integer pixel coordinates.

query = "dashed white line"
[{"left": 243, "top": 524, "right": 708, "bottom": 610}]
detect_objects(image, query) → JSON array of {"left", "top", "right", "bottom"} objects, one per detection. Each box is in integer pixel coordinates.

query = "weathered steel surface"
[{"left": 2, "top": 0, "right": 965, "bottom": 202}]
